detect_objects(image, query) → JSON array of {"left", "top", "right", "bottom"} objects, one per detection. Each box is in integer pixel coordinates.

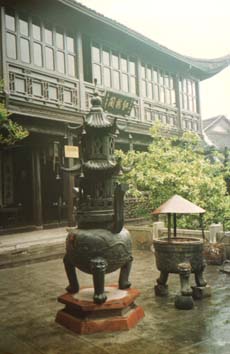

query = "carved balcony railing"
[
  {"left": 181, "top": 111, "right": 201, "bottom": 133},
  {"left": 143, "top": 100, "right": 178, "bottom": 129},
  {"left": 7, "top": 64, "right": 79, "bottom": 110},
  {"left": 5, "top": 64, "right": 201, "bottom": 134}
]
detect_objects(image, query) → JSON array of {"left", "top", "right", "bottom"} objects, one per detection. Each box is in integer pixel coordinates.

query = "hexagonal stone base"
[{"left": 55, "top": 286, "right": 144, "bottom": 334}]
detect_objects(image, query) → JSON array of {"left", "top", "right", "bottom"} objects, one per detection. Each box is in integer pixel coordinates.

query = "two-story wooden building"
[{"left": 0, "top": 0, "right": 229, "bottom": 231}]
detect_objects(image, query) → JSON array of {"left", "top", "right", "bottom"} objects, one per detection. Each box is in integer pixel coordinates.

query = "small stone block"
[
  {"left": 192, "top": 285, "right": 211, "bottom": 300},
  {"left": 174, "top": 295, "right": 194, "bottom": 310}
]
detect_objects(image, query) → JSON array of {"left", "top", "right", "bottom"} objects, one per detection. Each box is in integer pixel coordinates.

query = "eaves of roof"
[
  {"left": 203, "top": 116, "right": 222, "bottom": 130},
  {"left": 58, "top": 0, "right": 230, "bottom": 80}
]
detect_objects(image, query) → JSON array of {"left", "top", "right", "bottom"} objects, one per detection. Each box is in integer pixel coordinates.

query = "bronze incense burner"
[{"left": 62, "top": 87, "right": 132, "bottom": 304}]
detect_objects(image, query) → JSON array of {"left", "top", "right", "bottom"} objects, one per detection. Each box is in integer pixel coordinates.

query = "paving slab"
[{"left": 0, "top": 249, "right": 230, "bottom": 354}]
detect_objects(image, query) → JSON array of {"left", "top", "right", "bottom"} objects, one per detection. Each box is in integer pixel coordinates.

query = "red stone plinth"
[{"left": 55, "top": 286, "right": 144, "bottom": 335}]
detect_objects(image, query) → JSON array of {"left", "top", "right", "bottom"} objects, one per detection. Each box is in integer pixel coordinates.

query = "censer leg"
[
  {"left": 119, "top": 256, "right": 133, "bottom": 289},
  {"left": 175, "top": 262, "right": 194, "bottom": 310},
  {"left": 194, "top": 269, "right": 207, "bottom": 287},
  {"left": 154, "top": 271, "right": 169, "bottom": 296},
  {"left": 91, "top": 257, "right": 107, "bottom": 304},
  {"left": 192, "top": 267, "right": 211, "bottom": 300},
  {"left": 63, "top": 254, "right": 79, "bottom": 293}
]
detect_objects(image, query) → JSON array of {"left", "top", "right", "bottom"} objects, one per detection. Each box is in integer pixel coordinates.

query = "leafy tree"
[
  {"left": 223, "top": 147, "right": 230, "bottom": 195},
  {"left": 0, "top": 103, "right": 29, "bottom": 145},
  {"left": 117, "top": 122, "right": 230, "bottom": 229}
]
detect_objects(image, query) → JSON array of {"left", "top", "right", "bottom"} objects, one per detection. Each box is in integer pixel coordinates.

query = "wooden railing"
[
  {"left": 5, "top": 64, "right": 201, "bottom": 133},
  {"left": 7, "top": 63, "right": 79, "bottom": 110},
  {"left": 143, "top": 100, "right": 178, "bottom": 128}
]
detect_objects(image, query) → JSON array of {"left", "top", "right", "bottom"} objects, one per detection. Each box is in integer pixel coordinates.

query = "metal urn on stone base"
[
  {"left": 152, "top": 195, "right": 211, "bottom": 310},
  {"left": 55, "top": 86, "right": 144, "bottom": 334}
]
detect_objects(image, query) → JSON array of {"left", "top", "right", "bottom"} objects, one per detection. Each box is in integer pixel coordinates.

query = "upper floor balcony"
[{"left": 0, "top": 5, "right": 202, "bottom": 135}]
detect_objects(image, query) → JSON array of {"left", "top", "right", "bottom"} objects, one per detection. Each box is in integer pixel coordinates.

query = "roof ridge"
[{"left": 203, "top": 115, "right": 230, "bottom": 131}]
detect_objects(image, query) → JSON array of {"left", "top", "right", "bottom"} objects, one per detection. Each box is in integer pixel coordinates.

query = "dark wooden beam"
[{"left": 31, "top": 148, "right": 43, "bottom": 227}]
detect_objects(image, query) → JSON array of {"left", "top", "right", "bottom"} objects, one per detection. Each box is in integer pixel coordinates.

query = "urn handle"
[{"left": 112, "top": 182, "right": 128, "bottom": 234}]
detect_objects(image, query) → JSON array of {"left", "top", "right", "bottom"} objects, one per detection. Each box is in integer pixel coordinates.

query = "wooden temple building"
[{"left": 0, "top": 0, "right": 229, "bottom": 231}]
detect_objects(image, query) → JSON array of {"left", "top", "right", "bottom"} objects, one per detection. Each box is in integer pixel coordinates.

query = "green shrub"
[
  {"left": 116, "top": 122, "right": 230, "bottom": 229},
  {"left": 0, "top": 103, "right": 29, "bottom": 145}
]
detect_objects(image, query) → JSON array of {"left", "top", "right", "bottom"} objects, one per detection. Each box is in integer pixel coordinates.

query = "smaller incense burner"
[
  {"left": 153, "top": 195, "right": 211, "bottom": 309},
  {"left": 62, "top": 86, "right": 132, "bottom": 304}
]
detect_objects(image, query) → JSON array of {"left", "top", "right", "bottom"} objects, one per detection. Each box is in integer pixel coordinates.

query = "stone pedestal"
[
  {"left": 174, "top": 295, "right": 194, "bottom": 310},
  {"left": 192, "top": 285, "right": 211, "bottom": 300},
  {"left": 55, "top": 286, "right": 144, "bottom": 335},
  {"left": 209, "top": 223, "right": 223, "bottom": 243}
]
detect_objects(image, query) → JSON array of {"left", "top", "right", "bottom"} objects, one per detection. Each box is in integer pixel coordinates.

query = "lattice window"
[
  {"left": 4, "top": 9, "right": 77, "bottom": 78},
  {"left": 92, "top": 44, "right": 137, "bottom": 95},
  {"left": 109, "top": 136, "right": 115, "bottom": 156},
  {"left": 179, "top": 78, "right": 197, "bottom": 113},
  {"left": 141, "top": 65, "right": 175, "bottom": 107},
  {"left": 93, "top": 137, "right": 104, "bottom": 155}
]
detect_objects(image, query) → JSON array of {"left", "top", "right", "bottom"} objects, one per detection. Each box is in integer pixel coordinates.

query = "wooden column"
[
  {"left": 173, "top": 213, "right": 177, "bottom": 238},
  {"left": 195, "top": 81, "right": 201, "bottom": 115},
  {"left": 32, "top": 148, "right": 43, "bottom": 227},
  {"left": 0, "top": 6, "right": 10, "bottom": 104},
  {"left": 174, "top": 75, "right": 183, "bottom": 131},
  {"left": 136, "top": 58, "right": 145, "bottom": 122},
  {"left": 76, "top": 32, "right": 86, "bottom": 111},
  {"left": 0, "top": 151, "right": 2, "bottom": 207},
  {"left": 0, "top": 7, "right": 4, "bottom": 80},
  {"left": 195, "top": 81, "right": 202, "bottom": 134},
  {"left": 167, "top": 213, "right": 171, "bottom": 241},
  {"left": 66, "top": 130, "right": 75, "bottom": 227}
]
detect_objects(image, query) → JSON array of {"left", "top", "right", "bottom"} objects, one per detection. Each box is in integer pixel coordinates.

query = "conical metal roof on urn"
[{"left": 152, "top": 195, "right": 205, "bottom": 215}]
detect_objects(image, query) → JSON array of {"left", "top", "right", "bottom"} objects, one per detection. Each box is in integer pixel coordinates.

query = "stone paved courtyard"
[{"left": 0, "top": 249, "right": 230, "bottom": 354}]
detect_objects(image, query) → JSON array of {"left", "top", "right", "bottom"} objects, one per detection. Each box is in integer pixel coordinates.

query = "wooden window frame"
[
  {"left": 141, "top": 64, "right": 175, "bottom": 107},
  {"left": 4, "top": 8, "right": 77, "bottom": 78},
  {"left": 179, "top": 78, "right": 197, "bottom": 113},
  {"left": 91, "top": 43, "right": 137, "bottom": 95}
]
